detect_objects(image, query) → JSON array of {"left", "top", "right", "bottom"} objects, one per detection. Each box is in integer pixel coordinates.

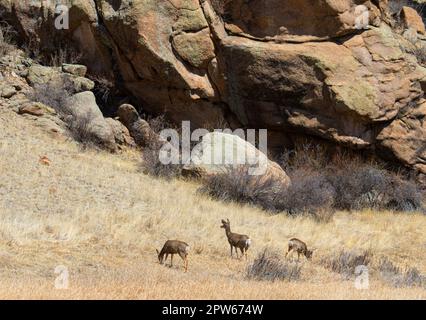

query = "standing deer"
[
  {"left": 156, "top": 240, "right": 190, "bottom": 272},
  {"left": 220, "top": 219, "right": 251, "bottom": 259},
  {"left": 285, "top": 238, "right": 314, "bottom": 261}
]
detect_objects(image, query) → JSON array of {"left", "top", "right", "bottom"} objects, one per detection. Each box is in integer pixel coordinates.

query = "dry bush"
[
  {"left": 198, "top": 150, "right": 423, "bottom": 216},
  {"left": 66, "top": 111, "right": 103, "bottom": 149},
  {"left": 321, "top": 250, "right": 371, "bottom": 278},
  {"left": 27, "top": 81, "right": 73, "bottom": 115},
  {"left": 140, "top": 147, "right": 183, "bottom": 180},
  {"left": 0, "top": 22, "right": 16, "bottom": 56},
  {"left": 379, "top": 258, "right": 426, "bottom": 288},
  {"left": 198, "top": 166, "right": 284, "bottom": 211},
  {"left": 88, "top": 75, "right": 115, "bottom": 106},
  {"left": 277, "top": 169, "right": 335, "bottom": 216},
  {"left": 280, "top": 143, "right": 423, "bottom": 213},
  {"left": 28, "top": 82, "right": 104, "bottom": 149},
  {"left": 46, "top": 46, "right": 82, "bottom": 67},
  {"left": 246, "top": 249, "right": 302, "bottom": 282},
  {"left": 328, "top": 166, "right": 423, "bottom": 212},
  {"left": 146, "top": 114, "right": 173, "bottom": 134}
]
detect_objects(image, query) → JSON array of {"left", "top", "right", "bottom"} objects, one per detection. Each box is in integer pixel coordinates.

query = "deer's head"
[
  {"left": 220, "top": 219, "right": 230, "bottom": 230},
  {"left": 156, "top": 249, "right": 164, "bottom": 264},
  {"left": 306, "top": 248, "right": 316, "bottom": 260}
]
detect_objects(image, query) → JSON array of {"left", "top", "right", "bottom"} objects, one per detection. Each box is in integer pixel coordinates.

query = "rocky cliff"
[{"left": 1, "top": 0, "right": 425, "bottom": 181}]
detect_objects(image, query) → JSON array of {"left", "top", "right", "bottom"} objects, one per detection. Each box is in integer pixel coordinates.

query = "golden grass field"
[{"left": 0, "top": 107, "right": 425, "bottom": 299}]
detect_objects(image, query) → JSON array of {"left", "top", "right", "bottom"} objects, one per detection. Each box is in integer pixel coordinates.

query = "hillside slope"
[{"left": 0, "top": 107, "right": 425, "bottom": 299}]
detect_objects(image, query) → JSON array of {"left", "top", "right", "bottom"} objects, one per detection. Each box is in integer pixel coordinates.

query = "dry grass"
[{"left": 0, "top": 107, "right": 425, "bottom": 299}]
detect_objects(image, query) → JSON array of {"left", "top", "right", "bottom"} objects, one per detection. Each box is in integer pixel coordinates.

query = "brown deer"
[
  {"left": 156, "top": 240, "right": 190, "bottom": 272},
  {"left": 285, "top": 238, "right": 314, "bottom": 261},
  {"left": 220, "top": 219, "right": 251, "bottom": 259}
]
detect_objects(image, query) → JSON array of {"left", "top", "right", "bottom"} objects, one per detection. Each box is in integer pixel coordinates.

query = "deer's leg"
[
  {"left": 285, "top": 246, "right": 291, "bottom": 259},
  {"left": 170, "top": 254, "right": 174, "bottom": 267},
  {"left": 239, "top": 247, "right": 244, "bottom": 260},
  {"left": 164, "top": 253, "right": 169, "bottom": 265},
  {"left": 230, "top": 245, "right": 233, "bottom": 258},
  {"left": 297, "top": 252, "right": 300, "bottom": 262},
  {"left": 178, "top": 252, "right": 187, "bottom": 272}
]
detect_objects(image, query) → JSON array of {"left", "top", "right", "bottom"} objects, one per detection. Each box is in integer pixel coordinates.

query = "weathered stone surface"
[
  {"left": 62, "top": 64, "right": 88, "bottom": 77},
  {"left": 184, "top": 132, "right": 291, "bottom": 186},
  {"left": 377, "top": 100, "right": 426, "bottom": 175},
  {"left": 117, "top": 104, "right": 166, "bottom": 148},
  {"left": 0, "top": 84, "right": 17, "bottom": 98},
  {"left": 105, "top": 117, "right": 136, "bottom": 147},
  {"left": 172, "top": 28, "right": 216, "bottom": 69},
  {"left": 18, "top": 102, "right": 56, "bottom": 117},
  {"left": 225, "top": 0, "right": 381, "bottom": 39},
  {"left": 26, "top": 65, "right": 94, "bottom": 93},
  {"left": 401, "top": 6, "right": 426, "bottom": 34},
  {"left": 66, "top": 91, "right": 116, "bottom": 151}
]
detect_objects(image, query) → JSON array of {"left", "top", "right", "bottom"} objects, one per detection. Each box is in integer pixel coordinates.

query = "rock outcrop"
[
  {"left": 184, "top": 131, "right": 291, "bottom": 186},
  {"left": 1, "top": 0, "right": 426, "bottom": 180},
  {"left": 65, "top": 91, "right": 117, "bottom": 151},
  {"left": 117, "top": 104, "right": 166, "bottom": 148}
]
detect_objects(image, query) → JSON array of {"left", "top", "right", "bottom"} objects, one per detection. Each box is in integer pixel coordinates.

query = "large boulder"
[
  {"left": 26, "top": 65, "right": 94, "bottom": 93},
  {"left": 184, "top": 132, "right": 291, "bottom": 186},
  {"left": 65, "top": 91, "right": 116, "bottom": 151},
  {"left": 117, "top": 104, "right": 166, "bottom": 148}
]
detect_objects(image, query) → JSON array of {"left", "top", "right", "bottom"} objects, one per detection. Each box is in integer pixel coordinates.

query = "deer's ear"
[
  {"left": 227, "top": 218, "right": 230, "bottom": 223},
  {"left": 221, "top": 219, "right": 227, "bottom": 224}
]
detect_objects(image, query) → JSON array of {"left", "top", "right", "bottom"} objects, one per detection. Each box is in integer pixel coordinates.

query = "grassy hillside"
[{"left": 0, "top": 107, "right": 425, "bottom": 299}]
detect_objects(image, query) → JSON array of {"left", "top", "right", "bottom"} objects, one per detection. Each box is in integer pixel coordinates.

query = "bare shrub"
[
  {"left": 47, "top": 46, "right": 82, "bottom": 67},
  {"left": 146, "top": 114, "right": 173, "bottom": 134},
  {"left": 67, "top": 111, "right": 101, "bottom": 149},
  {"left": 198, "top": 166, "right": 284, "bottom": 211},
  {"left": 321, "top": 250, "right": 371, "bottom": 278},
  {"left": 379, "top": 257, "right": 426, "bottom": 288},
  {"left": 0, "top": 22, "right": 16, "bottom": 56},
  {"left": 28, "top": 82, "right": 106, "bottom": 149},
  {"left": 279, "top": 142, "right": 332, "bottom": 172},
  {"left": 328, "top": 166, "right": 423, "bottom": 212},
  {"left": 277, "top": 169, "right": 335, "bottom": 216},
  {"left": 246, "top": 249, "right": 302, "bottom": 282},
  {"left": 140, "top": 147, "right": 183, "bottom": 180},
  {"left": 27, "top": 81, "right": 73, "bottom": 115},
  {"left": 89, "top": 75, "right": 115, "bottom": 105}
]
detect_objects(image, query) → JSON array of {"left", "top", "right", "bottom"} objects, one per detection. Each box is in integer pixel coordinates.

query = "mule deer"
[
  {"left": 156, "top": 240, "right": 190, "bottom": 272},
  {"left": 220, "top": 219, "right": 251, "bottom": 259},
  {"left": 285, "top": 238, "right": 314, "bottom": 261}
]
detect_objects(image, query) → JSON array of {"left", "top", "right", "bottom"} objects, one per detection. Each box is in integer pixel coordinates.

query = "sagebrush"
[
  {"left": 246, "top": 249, "right": 302, "bottom": 282},
  {"left": 199, "top": 143, "right": 424, "bottom": 216}
]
